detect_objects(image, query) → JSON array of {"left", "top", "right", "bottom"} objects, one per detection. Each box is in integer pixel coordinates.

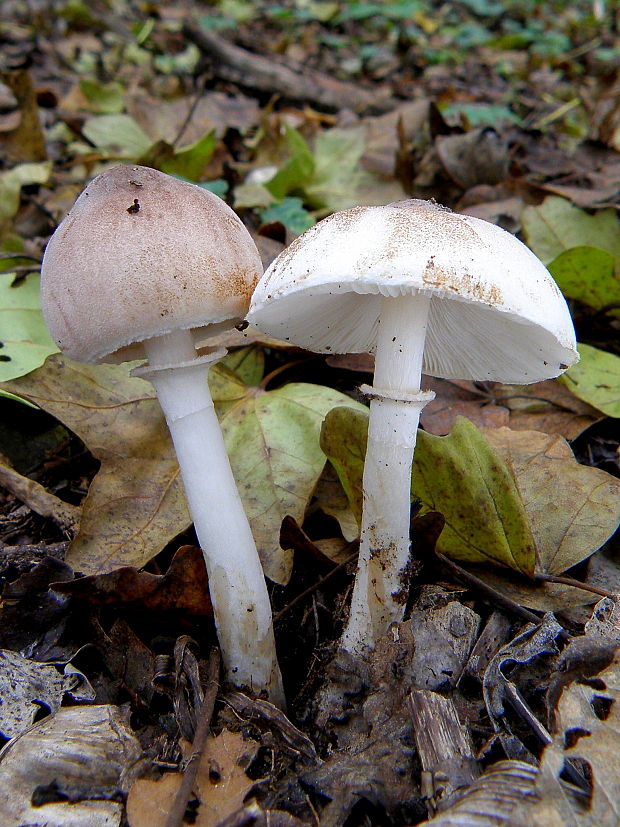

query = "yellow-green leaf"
[
  {"left": 485, "top": 427, "right": 620, "bottom": 576},
  {"left": 559, "top": 343, "right": 620, "bottom": 418},
  {"left": 0, "top": 273, "right": 57, "bottom": 382},
  {"left": 322, "top": 409, "right": 620, "bottom": 580}
]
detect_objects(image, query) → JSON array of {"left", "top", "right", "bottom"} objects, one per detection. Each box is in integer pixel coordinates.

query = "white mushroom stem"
[
  {"left": 341, "top": 292, "right": 435, "bottom": 656},
  {"left": 136, "top": 329, "right": 284, "bottom": 704}
]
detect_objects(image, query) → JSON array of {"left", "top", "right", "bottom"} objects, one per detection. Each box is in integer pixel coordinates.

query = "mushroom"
[
  {"left": 41, "top": 165, "right": 283, "bottom": 702},
  {"left": 247, "top": 200, "right": 579, "bottom": 657}
]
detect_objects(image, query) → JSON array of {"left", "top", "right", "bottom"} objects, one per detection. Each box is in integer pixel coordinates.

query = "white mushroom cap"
[
  {"left": 248, "top": 201, "right": 579, "bottom": 384},
  {"left": 41, "top": 165, "right": 263, "bottom": 364}
]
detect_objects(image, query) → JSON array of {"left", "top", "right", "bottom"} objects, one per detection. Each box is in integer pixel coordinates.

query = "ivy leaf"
[
  {"left": 218, "top": 381, "right": 366, "bottom": 584},
  {"left": 559, "top": 343, "right": 620, "bottom": 418},
  {"left": 0, "top": 162, "right": 52, "bottom": 222},
  {"left": 259, "top": 197, "right": 316, "bottom": 235}
]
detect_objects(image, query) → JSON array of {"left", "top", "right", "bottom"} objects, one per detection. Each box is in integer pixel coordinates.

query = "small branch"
[
  {"left": 535, "top": 572, "right": 615, "bottom": 598},
  {"left": 434, "top": 551, "right": 542, "bottom": 626},
  {"left": 0, "top": 252, "right": 41, "bottom": 262},
  {"left": 274, "top": 542, "right": 358, "bottom": 625},
  {"left": 182, "top": 20, "right": 391, "bottom": 114},
  {"left": 164, "top": 647, "right": 221, "bottom": 827}
]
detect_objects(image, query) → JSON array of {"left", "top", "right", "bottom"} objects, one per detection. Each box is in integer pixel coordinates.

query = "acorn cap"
[
  {"left": 248, "top": 201, "right": 579, "bottom": 384},
  {"left": 41, "top": 165, "right": 263, "bottom": 364}
]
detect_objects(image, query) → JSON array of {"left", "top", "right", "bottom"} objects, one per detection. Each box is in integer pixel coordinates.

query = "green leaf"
[
  {"left": 82, "top": 114, "right": 153, "bottom": 159},
  {"left": 159, "top": 131, "right": 217, "bottom": 180},
  {"left": 0, "top": 273, "right": 58, "bottom": 382},
  {"left": 198, "top": 179, "right": 228, "bottom": 199},
  {"left": 0, "top": 162, "right": 52, "bottom": 223},
  {"left": 264, "top": 127, "right": 315, "bottom": 201},
  {"left": 322, "top": 409, "right": 535, "bottom": 576},
  {"left": 547, "top": 246, "right": 620, "bottom": 317},
  {"left": 78, "top": 79, "right": 125, "bottom": 114},
  {"left": 414, "top": 418, "right": 537, "bottom": 575},
  {"left": 320, "top": 406, "right": 368, "bottom": 526},
  {"left": 559, "top": 343, "right": 620, "bottom": 417},
  {"left": 259, "top": 198, "right": 316, "bottom": 235},
  {"left": 522, "top": 196, "right": 620, "bottom": 266},
  {"left": 322, "top": 408, "right": 620, "bottom": 580},
  {"left": 304, "top": 127, "right": 372, "bottom": 212}
]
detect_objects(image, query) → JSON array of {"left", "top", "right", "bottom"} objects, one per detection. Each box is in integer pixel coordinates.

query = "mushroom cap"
[
  {"left": 248, "top": 201, "right": 579, "bottom": 384},
  {"left": 41, "top": 165, "right": 263, "bottom": 364}
]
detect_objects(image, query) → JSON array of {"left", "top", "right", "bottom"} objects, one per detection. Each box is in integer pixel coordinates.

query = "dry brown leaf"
[
  {"left": 126, "top": 730, "right": 259, "bottom": 827},
  {"left": 0, "top": 355, "right": 191, "bottom": 575},
  {"left": 53, "top": 545, "right": 212, "bottom": 615}
]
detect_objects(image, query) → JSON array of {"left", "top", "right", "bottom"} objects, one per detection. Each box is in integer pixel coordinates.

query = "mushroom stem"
[
  {"left": 341, "top": 292, "right": 435, "bottom": 656},
  {"left": 138, "top": 329, "right": 284, "bottom": 704}
]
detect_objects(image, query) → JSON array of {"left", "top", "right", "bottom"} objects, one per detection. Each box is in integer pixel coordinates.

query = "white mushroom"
[
  {"left": 248, "top": 200, "right": 579, "bottom": 657},
  {"left": 41, "top": 165, "right": 283, "bottom": 702}
]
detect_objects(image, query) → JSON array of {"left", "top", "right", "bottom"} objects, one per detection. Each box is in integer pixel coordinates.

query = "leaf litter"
[{"left": 0, "top": 1, "right": 619, "bottom": 824}]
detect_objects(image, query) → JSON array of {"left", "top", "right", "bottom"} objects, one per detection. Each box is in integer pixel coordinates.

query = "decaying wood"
[
  {"left": 410, "top": 689, "right": 480, "bottom": 816},
  {"left": 183, "top": 21, "right": 392, "bottom": 114},
  {"left": 461, "top": 611, "right": 513, "bottom": 685}
]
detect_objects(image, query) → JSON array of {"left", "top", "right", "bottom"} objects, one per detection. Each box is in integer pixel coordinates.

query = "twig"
[
  {"left": 434, "top": 551, "right": 542, "bottom": 626},
  {"left": 0, "top": 252, "right": 41, "bottom": 262},
  {"left": 274, "top": 543, "right": 358, "bottom": 625},
  {"left": 182, "top": 20, "right": 391, "bottom": 114},
  {"left": 164, "top": 647, "right": 221, "bottom": 827},
  {"left": 172, "top": 74, "right": 208, "bottom": 148},
  {"left": 535, "top": 572, "right": 615, "bottom": 598}
]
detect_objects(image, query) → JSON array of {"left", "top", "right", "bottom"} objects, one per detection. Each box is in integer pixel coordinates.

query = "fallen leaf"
[
  {"left": 126, "top": 729, "right": 259, "bottom": 827},
  {"left": 53, "top": 545, "right": 212, "bottom": 615},
  {"left": 559, "top": 343, "right": 620, "bottom": 418},
  {"left": 492, "top": 378, "right": 600, "bottom": 440},
  {"left": 321, "top": 410, "right": 620, "bottom": 581},
  {"left": 484, "top": 426, "right": 620, "bottom": 576},
  {"left": 421, "top": 376, "right": 510, "bottom": 435},
  {"left": 0, "top": 650, "right": 95, "bottom": 738},
  {"left": 0, "top": 705, "right": 145, "bottom": 827},
  {"left": 322, "top": 408, "right": 537, "bottom": 575},
  {"left": 220, "top": 380, "right": 366, "bottom": 584},
  {"left": 0, "top": 160, "right": 52, "bottom": 223},
  {"left": 547, "top": 246, "right": 620, "bottom": 317},
  {"left": 0, "top": 272, "right": 58, "bottom": 381},
  {"left": 0, "top": 354, "right": 190, "bottom": 575},
  {"left": 81, "top": 114, "right": 153, "bottom": 159},
  {"left": 521, "top": 196, "right": 620, "bottom": 265},
  {"left": 1, "top": 350, "right": 363, "bottom": 581}
]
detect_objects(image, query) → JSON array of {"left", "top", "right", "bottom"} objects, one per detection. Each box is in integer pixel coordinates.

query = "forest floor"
[{"left": 0, "top": 2, "right": 619, "bottom": 826}]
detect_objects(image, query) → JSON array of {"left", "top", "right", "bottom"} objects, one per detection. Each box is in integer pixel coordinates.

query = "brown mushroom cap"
[{"left": 41, "top": 165, "right": 263, "bottom": 364}]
